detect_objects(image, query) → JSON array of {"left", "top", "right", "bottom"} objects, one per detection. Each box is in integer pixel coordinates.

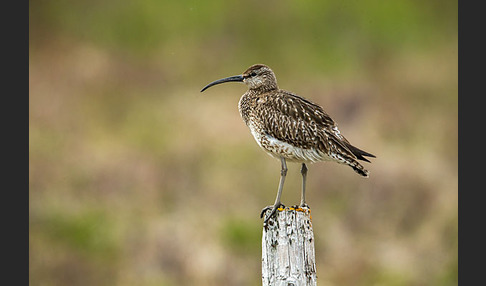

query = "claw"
[
  {"left": 260, "top": 203, "right": 285, "bottom": 224},
  {"left": 299, "top": 203, "right": 310, "bottom": 209},
  {"left": 260, "top": 205, "right": 273, "bottom": 218}
]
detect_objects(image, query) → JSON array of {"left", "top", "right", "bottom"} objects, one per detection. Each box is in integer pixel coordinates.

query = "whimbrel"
[{"left": 201, "top": 64, "right": 375, "bottom": 223}]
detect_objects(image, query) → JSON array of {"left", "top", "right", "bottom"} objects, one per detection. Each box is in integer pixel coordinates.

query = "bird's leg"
[
  {"left": 260, "top": 157, "right": 287, "bottom": 224},
  {"left": 300, "top": 163, "right": 309, "bottom": 208}
]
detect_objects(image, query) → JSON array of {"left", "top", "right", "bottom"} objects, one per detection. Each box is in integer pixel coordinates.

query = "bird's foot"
[
  {"left": 290, "top": 203, "right": 310, "bottom": 210},
  {"left": 299, "top": 202, "right": 310, "bottom": 210},
  {"left": 260, "top": 203, "right": 285, "bottom": 226}
]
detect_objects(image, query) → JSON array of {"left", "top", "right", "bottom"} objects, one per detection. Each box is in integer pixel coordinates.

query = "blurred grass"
[{"left": 30, "top": 0, "right": 457, "bottom": 285}]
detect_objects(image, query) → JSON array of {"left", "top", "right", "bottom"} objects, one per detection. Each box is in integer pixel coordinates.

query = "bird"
[{"left": 201, "top": 64, "right": 375, "bottom": 224}]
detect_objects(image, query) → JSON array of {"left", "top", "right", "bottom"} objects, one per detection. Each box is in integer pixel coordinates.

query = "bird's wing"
[{"left": 256, "top": 90, "right": 358, "bottom": 159}]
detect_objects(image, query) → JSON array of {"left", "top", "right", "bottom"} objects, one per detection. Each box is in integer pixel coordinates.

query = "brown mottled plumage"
[{"left": 201, "top": 64, "right": 375, "bottom": 223}]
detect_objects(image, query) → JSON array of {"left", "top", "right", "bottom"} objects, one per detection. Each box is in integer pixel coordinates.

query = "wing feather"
[{"left": 254, "top": 90, "right": 359, "bottom": 160}]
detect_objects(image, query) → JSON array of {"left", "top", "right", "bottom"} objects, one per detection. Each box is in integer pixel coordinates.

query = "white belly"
[{"left": 247, "top": 122, "right": 333, "bottom": 163}]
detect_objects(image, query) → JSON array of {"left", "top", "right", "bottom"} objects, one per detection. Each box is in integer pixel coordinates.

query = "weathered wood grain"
[{"left": 262, "top": 207, "right": 316, "bottom": 286}]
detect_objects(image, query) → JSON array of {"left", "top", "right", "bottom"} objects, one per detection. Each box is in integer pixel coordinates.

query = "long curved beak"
[{"left": 200, "top": 75, "right": 244, "bottom": 92}]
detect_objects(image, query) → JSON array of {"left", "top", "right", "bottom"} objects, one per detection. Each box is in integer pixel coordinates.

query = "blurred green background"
[{"left": 29, "top": 0, "right": 457, "bottom": 285}]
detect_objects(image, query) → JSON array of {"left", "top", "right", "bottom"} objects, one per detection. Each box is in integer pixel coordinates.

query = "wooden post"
[{"left": 261, "top": 207, "right": 317, "bottom": 286}]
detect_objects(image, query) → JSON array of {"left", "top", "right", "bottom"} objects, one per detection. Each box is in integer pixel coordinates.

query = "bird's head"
[{"left": 201, "top": 64, "right": 278, "bottom": 92}]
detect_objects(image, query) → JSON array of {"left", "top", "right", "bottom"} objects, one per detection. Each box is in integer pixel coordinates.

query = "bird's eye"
[{"left": 250, "top": 72, "right": 257, "bottom": 77}]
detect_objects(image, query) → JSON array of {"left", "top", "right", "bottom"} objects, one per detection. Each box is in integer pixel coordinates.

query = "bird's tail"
[
  {"left": 349, "top": 161, "right": 370, "bottom": 177},
  {"left": 344, "top": 143, "right": 376, "bottom": 163}
]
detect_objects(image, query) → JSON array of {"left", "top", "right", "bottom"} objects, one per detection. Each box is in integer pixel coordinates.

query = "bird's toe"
[{"left": 260, "top": 203, "right": 285, "bottom": 225}]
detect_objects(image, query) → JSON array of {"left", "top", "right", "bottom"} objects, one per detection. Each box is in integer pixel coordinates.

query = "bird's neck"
[
  {"left": 249, "top": 83, "right": 278, "bottom": 93},
  {"left": 238, "top": 91, "right": 258, "bottom": 126}
]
